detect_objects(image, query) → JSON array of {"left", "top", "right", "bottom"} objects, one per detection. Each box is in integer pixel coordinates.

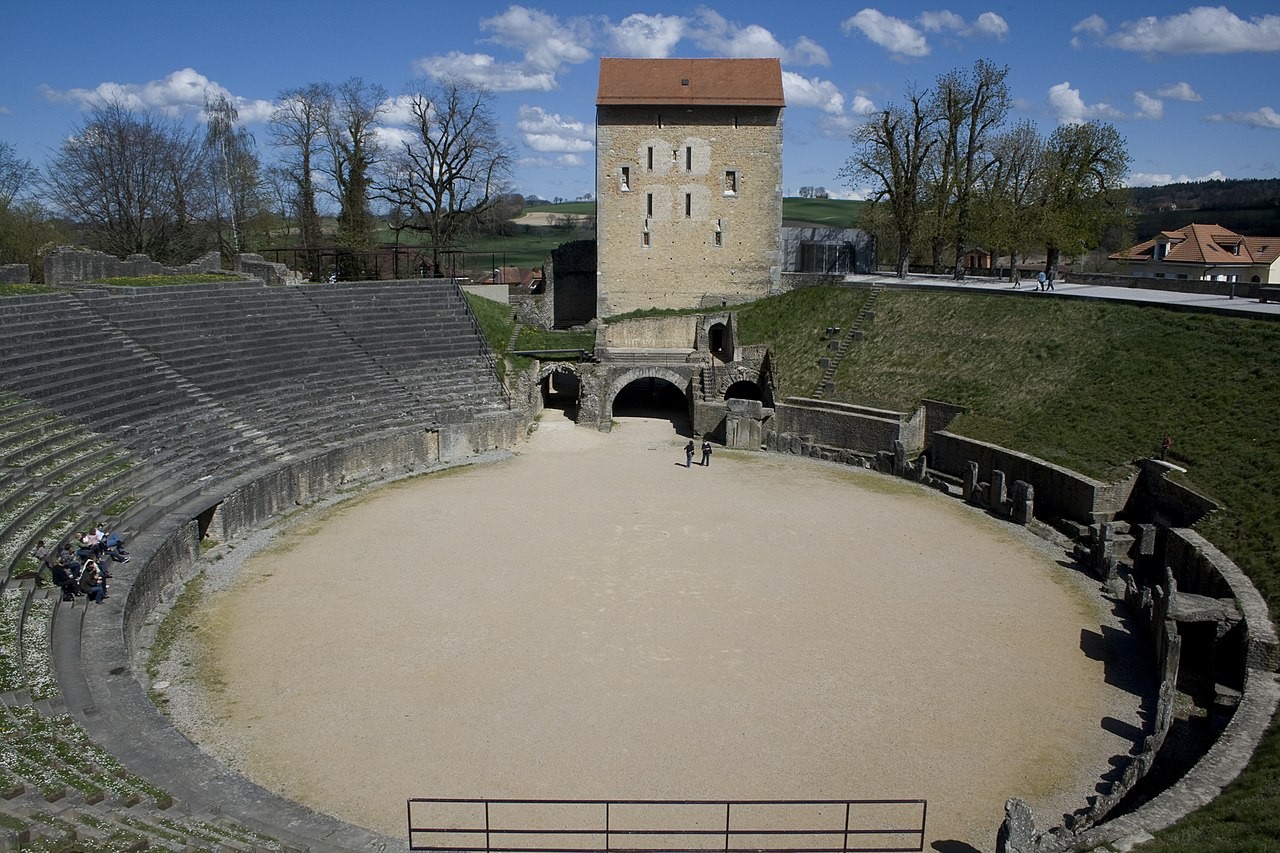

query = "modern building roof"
[
  {"left": 597, "top": 57, "right": 785, "bottom": 107},
  {"left": 1110, "top": 223, "right": 1280, "bottom": 266}
]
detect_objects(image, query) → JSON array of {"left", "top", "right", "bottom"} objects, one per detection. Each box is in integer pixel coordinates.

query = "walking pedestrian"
[
  {"left": 1046, "top": 269, "right": 1055, "bottom": 291},
  {"left": 685, "top": 440, "right": 695, "bottom": 468},
  {"left": 701, "top": 439, "right": 712, "bottom": 467}
]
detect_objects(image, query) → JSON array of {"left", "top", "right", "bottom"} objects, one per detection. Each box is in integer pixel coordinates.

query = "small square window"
[{"left": 724, "top": 170, "right": 738, "bottom": 195}]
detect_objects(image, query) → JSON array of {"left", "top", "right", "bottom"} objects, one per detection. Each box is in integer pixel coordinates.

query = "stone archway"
[
  {"left": 724, "top": 379, "right": 764, "bottom": 402},
  {"left": 538, "top": 363, "right": 582, "bottom": 416},
  {"left": 603, "top": 367, "right": 694, "bottom": 432}
]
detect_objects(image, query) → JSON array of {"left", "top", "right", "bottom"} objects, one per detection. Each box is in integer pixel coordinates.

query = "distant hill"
[{"left": 1130, "top": 178, "right": 1280, "bottom": 240}]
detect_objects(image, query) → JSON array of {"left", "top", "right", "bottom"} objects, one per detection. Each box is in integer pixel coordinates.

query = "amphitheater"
[{"left": 1, "top": 273, "right": 1277, "bottom": 853}]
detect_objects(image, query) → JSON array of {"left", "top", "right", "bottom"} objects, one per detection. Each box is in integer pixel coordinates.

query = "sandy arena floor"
[{"left": 169, "top": 412, "right": 1150, "bottom": 852}]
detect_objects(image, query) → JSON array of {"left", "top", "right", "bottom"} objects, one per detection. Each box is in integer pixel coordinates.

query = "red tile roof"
[
  {"left": 1110, "top": 223, "right": 1280, "bottom": 266},
  {"left": 597, "top": 58, "right": 784, "bottom": 107}
]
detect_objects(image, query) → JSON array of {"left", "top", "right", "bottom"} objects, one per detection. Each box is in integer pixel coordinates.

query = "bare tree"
[
  {"left": 45, "top": 100, "right": 210, "bottom": 263},
  {"left": 269, "top": 83, "right": 330, "bottom": 271},
  {"left": 0, "top": 141, "right": 38, "bottom": 213},
  {"left": 204, "top": 92, "right": 263, "bottom": 258},
  {"left": 373, "top": 80, "right": 514, "bottom": 275},
  {"left": 840, "top": 88, "right": 937, "bottom": 277}
]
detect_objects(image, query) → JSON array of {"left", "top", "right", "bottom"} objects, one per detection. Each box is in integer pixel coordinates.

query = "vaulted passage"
[{"left": 611, "top": 376, "right": 689, "bottom": 431}]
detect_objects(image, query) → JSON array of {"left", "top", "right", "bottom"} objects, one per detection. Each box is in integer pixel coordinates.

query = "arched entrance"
[
  {"left": 539, "top": 364, "right": 581, "bottom": 418},
  {"left": 724, "top": 380, "right": 764, "bottom": 402},
  {"left": 606, "top": 368, "right": 693, "bottom": 433},
  {"left": 708, "top": 322, "right": 731, "bottom": 360}
]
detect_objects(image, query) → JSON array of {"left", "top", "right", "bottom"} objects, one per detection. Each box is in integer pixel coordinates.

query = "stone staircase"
[{"left": 812, "top": 283, "right": 882, "bottom": 399}]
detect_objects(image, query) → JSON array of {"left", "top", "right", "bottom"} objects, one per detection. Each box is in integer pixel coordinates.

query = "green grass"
[
  {"left": 782, "top": 197, "right": 867, "bottom": 227},
  {"left": 758, "top": 286, "right": 1279, "bottom": 849},
  {"left": 0, "top": 283, "right": 58, "bottom": 296},
  {"left": 736, "top": 286, "right": 871, "bottom": 400},
  {"left": 95, "top": 273, "right": 244, "bottom": 286},
  {"left": 526, "top": 201, "right": 597, "bottom": 216},
  {"left": 513, "top": 327, "right": 594, "bottom": 354}
]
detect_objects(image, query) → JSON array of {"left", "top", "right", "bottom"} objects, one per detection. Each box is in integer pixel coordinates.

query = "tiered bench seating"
[{"left": 0, "top": 278, "right": 511, "bottom": 851}]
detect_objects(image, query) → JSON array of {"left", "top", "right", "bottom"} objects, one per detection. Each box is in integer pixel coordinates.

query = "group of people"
[
  {"left": 684, "top": 439, "right": 713, "bottom": 468},
  {"left": 32, "top": 524, "right": 129, "bottom": 605},
  {"left": 1012, "top": 270, "right": 1056, "bottom": 291}
]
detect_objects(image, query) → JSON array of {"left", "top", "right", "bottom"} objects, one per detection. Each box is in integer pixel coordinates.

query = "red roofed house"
[
  {"left": 596, "top": 58, "right": 785, "bottom": 316},
  {"left": 1109, "top": 223, "right": 1280, "bottom": 285}
]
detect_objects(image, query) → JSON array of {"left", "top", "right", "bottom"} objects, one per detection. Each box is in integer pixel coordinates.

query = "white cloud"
[
  {"left": 415, "top": 6, "right": 592, "bottom": 92},
  {"left": 607, "top": 13, "right": 686, "bottom": 58},
  {"left": 1157, "top": 81, "right": 1202, "bottom": 101},
  {"left": 1205, "top": 106, "right": 1280, "bottom": 129},
  {"left": 39, "top": 67, "right": 274, "bottom": 124},
  {"left": 412, "top": 52, "right": 557, "bottom": 92},
  {"left": 1072, "top": 14, "right": 1108, "bottom": 39},
  {"left": 516, "top": 105, "right": 594, "bottom": 153},
  {"left": 1133, "top": 92, "right": 1163, "bottom": 120},
  {"left": 480, "top": 5, "right": 593, "bottom": 71},
  {"left": 972, "top": 12, "right": 1010, "bottom": 39},
  {"left": 690, "top": 8, "right": 830, "bottom": 65},
  {"left": 518, "top": 153, "right": 584, "bottom": 169},
  {"left": 842, "top": 9, "right": 929, "bottom": 57},
  {"left": 781, "top": 71, "right": 845, "bottom": 115},
  {"left": 917, "top": 10, "right": 965, "bottom": 33},
  {"left": 1047, "top": 81, "right": 1124, "bottom": 124},
  {"left": 1126, "top": 169, "right": 1228, "bottom": 186},
  {"left": 1097, "top": 7, "right": 1280, "bottom": 54}
]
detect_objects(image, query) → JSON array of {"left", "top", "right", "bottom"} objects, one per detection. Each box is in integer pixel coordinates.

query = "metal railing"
[{"left": 408, "top": 798, "right": 927, "bottom": 853}]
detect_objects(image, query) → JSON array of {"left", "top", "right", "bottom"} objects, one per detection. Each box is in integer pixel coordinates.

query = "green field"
[{"left": 472, "top": 286, "right": 1280, "bottom": 850}]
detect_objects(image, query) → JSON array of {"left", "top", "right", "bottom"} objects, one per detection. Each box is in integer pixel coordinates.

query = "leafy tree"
[
  {"left": 1036, "top": 121, "right": 1131, "bottom": 274},
  {"left": 373, "top": 80, "right": 514, "bottom": 275},
  {"left": 204, "top": 92, "right": 264, "bottom": 259},
  {"left": 936, "top": 60, "right": 1010, "bottom": 280},
  {"left": 0, "top": 142, "right": 63, "bottom": 276},
  {"left": 973, "top": 120, "right": 1043, "bottom": 282},
  {"left": 44, "top": 100, "right": 210, "bottom": 263},
  {"left": 269, "top": 83, "right": 330, "bottom": 274},
  {"left": 324, "top": 77, "right": 386, "bottom": 278},
  {"left": 840, "top": 88, "right": 937, "bottom": 277}
]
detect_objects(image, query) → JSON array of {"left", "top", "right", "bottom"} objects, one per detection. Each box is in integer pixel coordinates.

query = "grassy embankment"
[
  {"left": 473, "top": 284, "right": 1279, "bottom": 849},
  {"left": 778, "top": 289, "right": 1280, "bottom": 852}
]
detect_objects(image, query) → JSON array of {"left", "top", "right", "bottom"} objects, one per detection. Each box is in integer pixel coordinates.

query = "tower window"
[
  {"left": 724, "top": 170, "right": 738, "bottom": 195},
  {"left": 642, "top": 231, "right": 650, "bottom": 248},
  {"left": 620, "top": 166, "right": 630, "bottom": 191},
  {"left": 685, "top": 193, "right": 692, "bottom": 217},
  {"left": 686, "top": 146, "right": 692, "bottom": 171},
  {"left": 647, "top": 147, "right": 654, "bottom": 170},
  {"left": 714, "top": 219, "right": 723, "bottom": 247},
  {"left": 646, "top": 193, "right": 653, "bottom": 217}
]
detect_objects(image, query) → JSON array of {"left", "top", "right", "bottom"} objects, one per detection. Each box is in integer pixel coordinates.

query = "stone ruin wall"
[
  {"left": 752, "top": 393, "right": 1278, "bottom": 853},
  {"left": 0, "top": 263, "right": 30, "bottom": 284},
  {"left": 602, "top": 314, "right": 699, "bottom": 349},
  {"left": 44, "top": 246, "right": 223, "bottom": 286}
]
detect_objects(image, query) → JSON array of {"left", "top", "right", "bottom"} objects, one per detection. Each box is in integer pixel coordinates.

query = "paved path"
[{"left": 845, "top": 272, "right": 1280, "bottom": 320}]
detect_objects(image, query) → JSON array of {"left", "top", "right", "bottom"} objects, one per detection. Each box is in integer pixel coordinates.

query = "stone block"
[
  {"left": 963, "top": 461, "right": 980, "bottom": 504},
  {"left": 990, "top": 469, "right": 1008, "bottom": 512}
]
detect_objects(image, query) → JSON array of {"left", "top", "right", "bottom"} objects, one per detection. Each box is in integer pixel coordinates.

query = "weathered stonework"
[{"left": 596, "top": 60, "right": 784, "bottom": 317}]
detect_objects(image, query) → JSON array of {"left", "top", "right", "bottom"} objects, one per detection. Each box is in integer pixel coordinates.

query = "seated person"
[
  {"left": 78, "top": 560, "right": 107, "bottom": 604},
  {"left": 50, "top": 561, "right": 80, "bottom": 600},
  {"left": 92, "top": 523, "right": 130, "bottom": 562}
]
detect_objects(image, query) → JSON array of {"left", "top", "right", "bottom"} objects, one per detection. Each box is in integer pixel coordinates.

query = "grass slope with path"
[{"left": 474, "top": 285, "right": 1279, "bottom": 851}]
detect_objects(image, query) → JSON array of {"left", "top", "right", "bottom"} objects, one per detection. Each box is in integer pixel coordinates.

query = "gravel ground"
[{"left": 148, "top": 413, "right": 1153, "bottom": 852}]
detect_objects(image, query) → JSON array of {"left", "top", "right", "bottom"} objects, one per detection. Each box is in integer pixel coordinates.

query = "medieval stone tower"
[{"left": 595, "top": 57, "right": 785, "bottom": 318}]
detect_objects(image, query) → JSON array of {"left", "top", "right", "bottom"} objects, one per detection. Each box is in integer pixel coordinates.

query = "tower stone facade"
[{"left": 595, "top": 58, "right": 784, "bottom": 318}]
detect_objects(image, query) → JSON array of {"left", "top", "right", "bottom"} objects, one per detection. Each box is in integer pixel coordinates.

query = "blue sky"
[{"left": 3, "top": 1, "right": 1278, "bottom": 203}]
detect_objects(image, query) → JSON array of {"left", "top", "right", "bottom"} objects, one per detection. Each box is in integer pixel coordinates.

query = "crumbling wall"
[
  {"left": 0, "top": 264, "right": 30, "bottom": 284},
  {"left": 44, "top": 247, "right": 223, "bottom": 285},
  {"left": 235, "top": 252, "right": 303, "bottom": 286}
]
